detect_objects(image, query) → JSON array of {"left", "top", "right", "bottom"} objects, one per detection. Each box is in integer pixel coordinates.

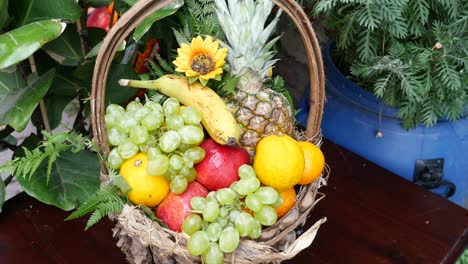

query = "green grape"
[
  {"left": 108, "top": 127, "right": 127, "bottom": 146},
  {"left": 145, "top": 101, "right": 163, "bottom": 112},
  {"left": 187, "top": 231, "right": 210, "bottom": 256},
  {"left": 238, "top": 164, "right": 256, "bottom": 179},
  {"left": 233, "top": 177, "right": 260, "bottom": 196},
  {"left": 228, "top": 210, "right": 241, "bottom": 223},
  {"left": 234, "top": 212, "right": 254, "bottom": 237},
  {"left": 126, "top": 99, "right": 143, "bottom": 112},
  {"left": 182, "top": 214, "right": 203, "bottom": 236},
  {"left": 218, "top": 227, "right": 240, "bottom": 253},
  {"left": 180, "top": 106, "right": 202, "bottom": 125},
  {"left": 106, "top": 104, "right": 125, "bottom": 116},
  {"left": 245, "top": 193, "right": 263, "bottom": 212},
  {"left": 117, "top": 113, "right": 138, "bottom": 133},
  {"left": 183, "top": 147, "right": 206, "bottom": 163},
  {"left": 146, "top": 147, "right": 161, "bottom": 160},
  {"left": 191, "top": 196, "right": 207, "bottom": 211},
  {"left": 146, "top": 154, "right": 169, "bottom": 176},
  {"left": 159, "top": 131, "right": 181, "bottom": 153},
  {"left": 214, "top": 216, "right": 228, "bottom": 228},
  {"left": 178, "top": 125, "right": 204, "bottom": 145},
  {"left": 179, "top": 166, "right": 190, "bottom": 177},
  {"left": 202, "top": 243, "right": 224, "bottom": 264},
  {"left": 255, "top": 187, "right": 279, "bottom": 205},
  {"left": 139, "top": 135, "right": 158, "bottom": 153},
  {"left": 203, "top": 200, "right": 220, "bottom": 222},
  {"left": 163, "top": 97, "right": 180, "bottom": 115},
  {"left": 133, "top": 105, "right": 152, "bottom": 123},
  {"left": 105, "top": 114, "right": 118, "bottom": 128},
  {"left": 169, "top": 154, "right": 184, "bottom": 170},
  {"left": 272, "top": 194, "right": 284, "bottom": 208},
  {"left": 182, "top": 156, "right": 194, "bottom": 168},
  {"left": 166, "top": 114, "right": 185, "bottom": 130},
  {"left": 108, "top": 148, "right": 124, "bottom": 169},
  {"left": 248, "top": 219, "right": 262, "bottom": 239},
  {"left": 170, "top": 176, "right": 188, "bottom": 194},
  {"left": 129, "top": 125, "right": 149, "bottom": 145},
  {"left": 206, "top": 222, "right": 222, "bottom": 242},
  {"left": 215, "top": 188, "right": 236, "bottom": 205},
  {"left": 255, "top": 205, "right": 277, "bottom": 226},
  {"left": 117, "top": 139, "right": 138, "bottom": 159},
  {"left": 185, "top": 167, "right": 197, "bottom": 182},
  {"left": 141, "top": 111, "right": 164, "bottom": 131},
  {"left": 219, "top": 207, "right": 229, "bottom": 218}
]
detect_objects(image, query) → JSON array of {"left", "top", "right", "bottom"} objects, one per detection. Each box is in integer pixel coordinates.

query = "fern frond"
[
  {"left": 355, "top": 3, "right": 381, "bottom": 31},
  {"left": 155, "top": 53, "right": 174, "bottom": 73},
  {"left": 436, "top": 58, "right": 461, "bottom": 91},
  {"left": 85, "top": 200, "right": 124, "bottom": 230}
]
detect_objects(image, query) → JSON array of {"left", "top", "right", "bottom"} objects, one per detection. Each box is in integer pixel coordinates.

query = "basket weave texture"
[{"left": 90, "top": 0, "right": 327, "bottom": 263}]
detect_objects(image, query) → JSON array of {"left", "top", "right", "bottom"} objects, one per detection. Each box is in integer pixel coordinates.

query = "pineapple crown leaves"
[
  {"left": 0, "top": 131, "right": 93, "bottom": 184},
  {"left": 214, "top": 0, "right": 282, "bottom": 84}
]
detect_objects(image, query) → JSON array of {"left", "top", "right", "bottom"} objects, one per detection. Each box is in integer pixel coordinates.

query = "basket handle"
[{"left": 91, "top": 0, "right": 325, "bottom": 158}]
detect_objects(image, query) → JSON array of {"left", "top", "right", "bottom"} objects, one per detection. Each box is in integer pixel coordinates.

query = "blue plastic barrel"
[{"left": 297, "top": 43, "right": 468, "bottom": 208}]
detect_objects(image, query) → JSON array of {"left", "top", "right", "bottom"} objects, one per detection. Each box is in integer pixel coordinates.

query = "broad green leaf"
[
  {"left": 86, "top": 40, "right": 126, "bottom": 58},
  {"left": 0, "top": 69, "right": 55, "bottom": 131},
  {"left": 87, "top": 27, "right": 108, "bottom": 47},
  {"left": 81, "top": 0, "right": 113, "bottom": 8},
  {"left": 10, "top": 0, "right": 82, "bottom": 27},
  {"left": 133, "top": 0, "right": 184, "bottom": 41},
  {"left": 42, "top": 24, "right": 82, "bottom": 66},
  {"left": 106, "top": 64, "right": 139, "bottom": 105},
  {"left": 0, "top": 0, "right": 9, "bottom": 29},
  {"left": 0, "top": 177, "right": 5, "bottom": 213},
  {"left": 45, "top": 67, "right": 83, "bottom": 129},
  {"left": 15, "top": 135, "right": 101, "bottom": 211},
  {"left": 0, "top": 20, "right": 66, "bottom": 69}
]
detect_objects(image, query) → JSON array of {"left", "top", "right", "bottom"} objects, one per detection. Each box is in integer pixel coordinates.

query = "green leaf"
[
  {"left": 10, "top": 0, "right": 82, "bottom": 27},
  {"left": 0, "top": 69, "right": 55, "bottom": 131},
  {"left": 0, "top": 177, "right": 5, "bottom": 213},
  {"left": 45, "top": 67, "right": 83, "bottom": 129},
  {"left": 0, "top": 20, "right": 66, "bottom": 69},
  {"left": 42, "top": 24, "right": 82, "bottom": 66},
  {"left": 15, "top": 135, "right": 101, "bottom": 211},
  {"left": 86, "top": 40, "right": 126, "bottom": 58},
  {"left": 133, "top": 0, "right": 184, "bottom": 41},
  {"left": 106, "top": 64, "right": 139, "bottom": 105},
  {"left": 81, "top": 0, "right": 113, "bottom": 8},
  {"left": 0, "top": 0, "right": 9, "bottom": 29}
]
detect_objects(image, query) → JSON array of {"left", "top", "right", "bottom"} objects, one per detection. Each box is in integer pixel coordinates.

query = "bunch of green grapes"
[
  {"left": 181, "top": 164, "right": 281, "bottom": 263},
  {"left": 105, "top": 97, "right": 206, "bottom": 194}
]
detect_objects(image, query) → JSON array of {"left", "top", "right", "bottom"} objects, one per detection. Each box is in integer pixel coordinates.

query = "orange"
[
  {"left": 253, "top": 134, "right": 304, "bottom": 191},
  {"left": 119, "top": 152, "right": 170, "bottom": 207},
  {"left": 274, "top": 187, "right": 296, "bottom": 218},
  {"left": 297, "top": 141, "right": 325, "bottom": 185}
]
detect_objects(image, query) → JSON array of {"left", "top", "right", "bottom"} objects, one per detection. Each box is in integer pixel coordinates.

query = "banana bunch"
[{"left": 119, "top": 75, "right": 240, "bottom": 146}]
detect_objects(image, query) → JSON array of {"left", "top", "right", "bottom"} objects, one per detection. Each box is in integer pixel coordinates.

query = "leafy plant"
[
  {"left": 0, "top": 0, "right": 182, "bottom": 212},
  {"left": 312, "top": 0, "right": 468, "bottom": 129}
]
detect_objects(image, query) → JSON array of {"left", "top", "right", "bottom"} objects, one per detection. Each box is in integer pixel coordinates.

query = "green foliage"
[
  {"left": 313, "top": 0, "right": 468, "bottom": 129},
  {"left": 0, "top": 131, "right": 93, "bottom": 184},
  {"left": 66, "top": 169, "right": 128, "bottom": 230},
  {"left": 265, "top": 75, "right": 294, "bottom": 110},
  {"left": 457, "top": 249, "right": 468, "bottom": 264},
  {"left": 173, "top": 0, "right": 223, "bottom": 44}
]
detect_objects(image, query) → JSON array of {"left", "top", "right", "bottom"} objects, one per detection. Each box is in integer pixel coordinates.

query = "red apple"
[
  {"left": 156, "top": 181, "right": 208, "bottom": 232},
  {"left": 195, "top": 138, "right": 250, "bottom": 191},
  {"left": 87, "top": 7, "right": 111, "bottom": 31}
]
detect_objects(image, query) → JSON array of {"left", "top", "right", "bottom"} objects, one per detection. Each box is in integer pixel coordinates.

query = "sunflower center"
[{"left": 190, "top": 54, "right": 215, "bottom": 75}]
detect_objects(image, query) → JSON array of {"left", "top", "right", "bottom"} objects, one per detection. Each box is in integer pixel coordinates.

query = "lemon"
[
  {"left": 119, "top": 152, "right": 170, "bottom": 207},
  {"left": 253, "top": 134, "right": 304, "bottom": 191}
]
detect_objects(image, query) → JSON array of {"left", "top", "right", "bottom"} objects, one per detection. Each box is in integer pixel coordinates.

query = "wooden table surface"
[{"left": 1, "top": 139, "right": 467, "bottom": 264}]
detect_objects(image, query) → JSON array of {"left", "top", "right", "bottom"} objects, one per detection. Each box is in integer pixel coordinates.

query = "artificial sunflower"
[{"left": 173, "top": 36, "right": 227, "bottom": 85}]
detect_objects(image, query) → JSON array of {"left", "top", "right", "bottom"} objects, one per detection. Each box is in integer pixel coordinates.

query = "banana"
[{"left": 119, "top": 74, "right": 240, "bottom": 146}]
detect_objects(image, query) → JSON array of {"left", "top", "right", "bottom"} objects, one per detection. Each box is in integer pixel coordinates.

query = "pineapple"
[{"left": 214, "top": 0, "right": 295, "bottom": 155}]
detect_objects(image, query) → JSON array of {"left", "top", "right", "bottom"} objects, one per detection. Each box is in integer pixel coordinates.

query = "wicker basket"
[{"left": 90, "top": 0, "right": 327, "bottom": 263}]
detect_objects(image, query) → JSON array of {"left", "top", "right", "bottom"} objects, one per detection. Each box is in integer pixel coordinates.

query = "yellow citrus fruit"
[
  {"left": 297, "top": 141, "right": 325, "bottom": 185},
  {"left": 253, "top": 134, "right": 305, "bottom": 191},
  {"left": 119, "top": 152, "right": 170, "bottom": 207},
  {"left": 275, "top": 187, "right": 297, "bottom": 219}
]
